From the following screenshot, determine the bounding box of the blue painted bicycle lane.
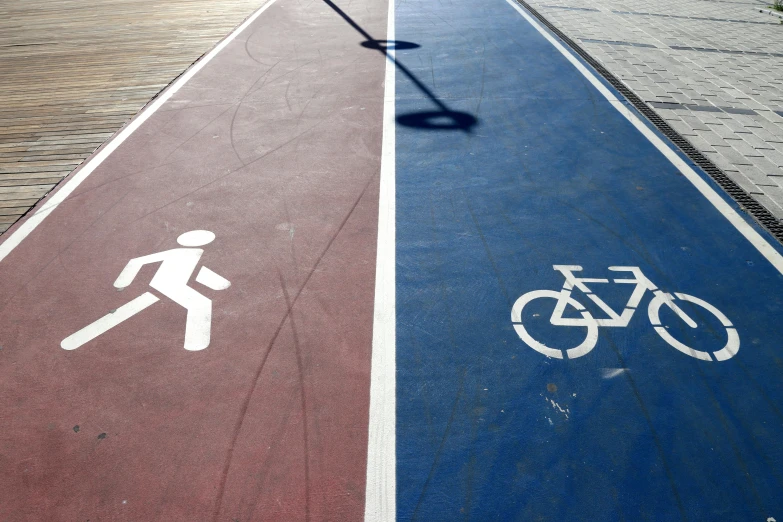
[392,0,783,519]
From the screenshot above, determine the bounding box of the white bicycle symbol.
[510,265,739,361]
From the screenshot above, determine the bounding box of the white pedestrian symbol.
[61,230,230,351]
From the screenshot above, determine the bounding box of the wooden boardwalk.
[0,0,267,233]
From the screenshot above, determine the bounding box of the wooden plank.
[0,215,27,225]
[0,0,267,235]
[0,198,50,208]
[0,207,29,217]
[0,185,54,196]
[0,176,66,187]
[0,165,79,174]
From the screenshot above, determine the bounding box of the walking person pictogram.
[61,230,230,351]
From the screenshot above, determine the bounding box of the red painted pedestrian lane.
[0,0,388,519]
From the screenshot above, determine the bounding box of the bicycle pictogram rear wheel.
[510,290,599,359]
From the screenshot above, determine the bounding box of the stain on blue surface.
[394,0,783,520]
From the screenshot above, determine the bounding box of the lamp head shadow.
[361,40,420,51]
[396,110,478,132]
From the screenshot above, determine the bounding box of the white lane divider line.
[505,0,783,277]
[0,0,281,264]
[364,0,396,518]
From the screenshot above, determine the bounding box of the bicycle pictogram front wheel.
[510,290,599,359]
[648,292,739,361]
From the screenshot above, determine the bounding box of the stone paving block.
[684,135,717,153]
[724,138,765,157]
[740,132,776,151]
[714,95,741,107]
[765,148,783,167]
[714,113,736,121]
[694,112,723,125]
[680,115,710,131]
[707,122,740,140]
[737,165,779,186]
[699,129,731,148]
[757,185,783,207]
[734,115,763,128]
[729,172,766,196]
[771,176,783,191]
[703,150,737,171]
[740,99,775,111]
[753,194,783,220]
[670,93,692,104]
[751,127,783,144]
[713,145,754,166]
[665,116,690,129]
[752,156,783,176]
[646,85,671,97]
[757,112,783,127]
[721,118,751,133]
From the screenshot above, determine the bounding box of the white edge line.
[505,0,783,276]
[364,0,396,518]
[0,0,280,264]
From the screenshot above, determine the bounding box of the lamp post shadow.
[322,0,478,132]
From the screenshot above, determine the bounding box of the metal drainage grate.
[513,0,783,244]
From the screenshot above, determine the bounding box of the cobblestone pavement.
[524,0,783,220]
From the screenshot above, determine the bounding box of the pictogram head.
[177,230,215,247]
